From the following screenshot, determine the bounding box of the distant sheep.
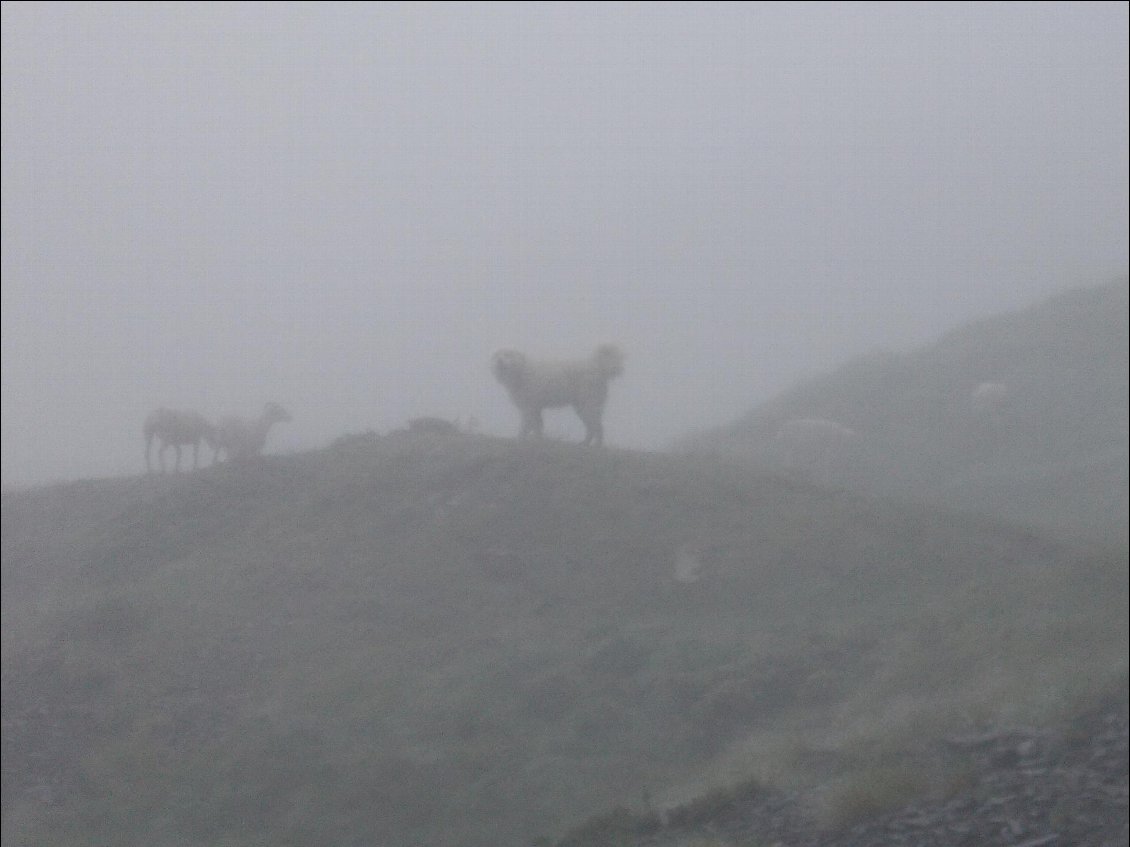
[774,416,859,487]
[144,408,216,474]
[492,344,625,446]
[968,381,1011,439]
[212,402,292,463]
[970,381,1009,415]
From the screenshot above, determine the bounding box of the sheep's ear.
[594,344,624,377]
[492,350,525,383]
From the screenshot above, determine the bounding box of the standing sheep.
[144,408,216,474]
[970,381,1010,419]
[967,380,1012,443]
[774,416,860,487]
[491,344,625,446]
[211,402,292,463]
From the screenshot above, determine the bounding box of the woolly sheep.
[211,402,292,463]
[491,344,625,446]
[774,416,859,487]
[971,381,1010,415]
[143,408,216,474]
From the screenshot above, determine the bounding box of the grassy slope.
[2,434,1127,846]
[679,280,1129,546]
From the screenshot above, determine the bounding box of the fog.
[2,1,1127,486]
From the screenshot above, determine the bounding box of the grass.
[3,434,1127,846]
[680,280,1129,548]
[817,766,928,829]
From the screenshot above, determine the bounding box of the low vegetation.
[3,429,1126,846]
[680,279,1129,546]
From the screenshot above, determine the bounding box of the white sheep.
[970,381,1010,415]
[774,416,860,487]
[967,380,1012,439]
[491,344,625,446]
[143,408,216,474]
[211,402,292,463]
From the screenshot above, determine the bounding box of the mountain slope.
[3,434,1127,846]
[678,280,1129,545]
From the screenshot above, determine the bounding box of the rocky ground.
[560,687,1128,847]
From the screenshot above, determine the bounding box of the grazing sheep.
[774,416,859,487]
[212,402,292,463]
[491,344,625,446]
[971,381,1010,416]
[144,408,216,474]
[968,381,1011,440]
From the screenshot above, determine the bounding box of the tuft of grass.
[552,805,661,847]
[3,434,1126,847]
[818,765,928,829]
[664,778,761,829]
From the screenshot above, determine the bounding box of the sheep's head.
[491,349,529,390]
[263,402,292,424]
[593,344,625,379]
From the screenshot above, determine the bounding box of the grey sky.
[2,1,1127,486]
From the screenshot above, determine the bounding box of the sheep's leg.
[174,444,183,473]
[576,403,605,446]
[192,441,200,470]
[145,435,153,474]
[520,409,544,439]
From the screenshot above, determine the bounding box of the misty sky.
[2,1,1127,486]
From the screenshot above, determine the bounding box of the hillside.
[679,280,1129,546]
[2,434,1127,847]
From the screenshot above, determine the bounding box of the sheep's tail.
[593,344,625,379]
